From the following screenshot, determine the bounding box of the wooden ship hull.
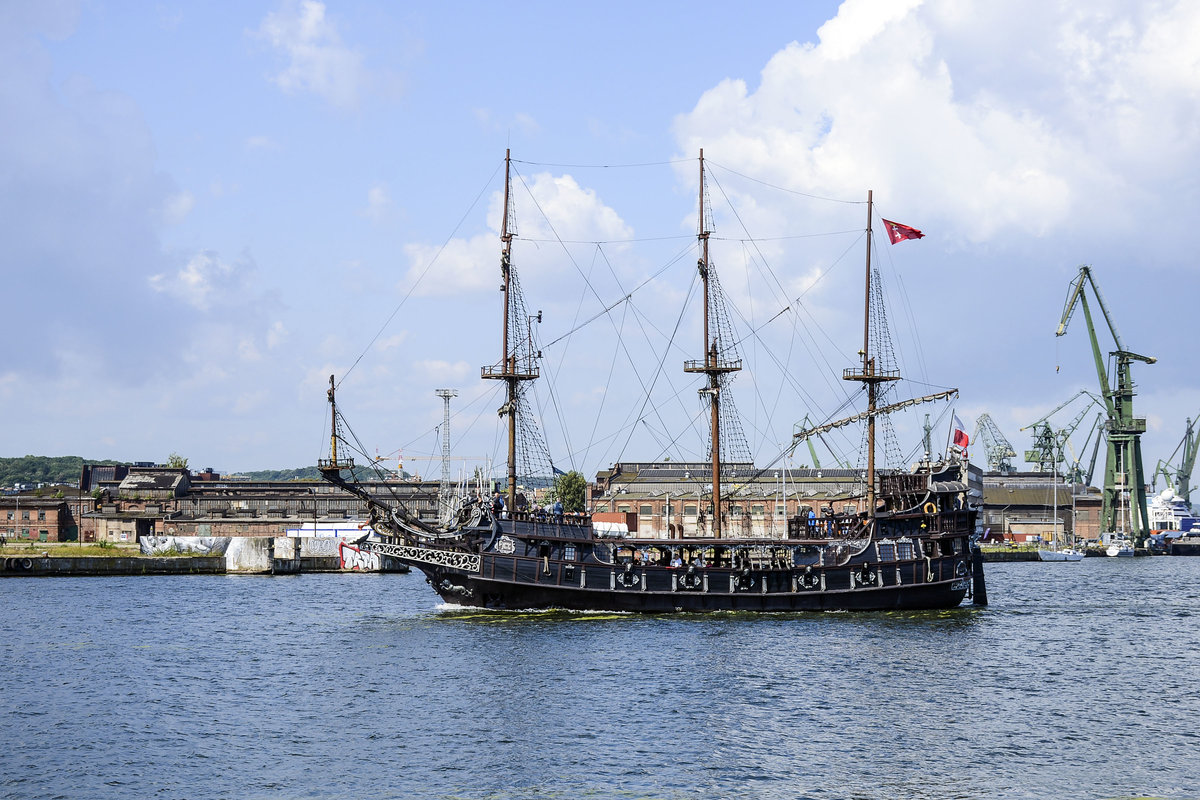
[359,465,984,613]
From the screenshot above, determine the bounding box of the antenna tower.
[436,388,458,522]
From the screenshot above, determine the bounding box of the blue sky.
[2,0,1198,487]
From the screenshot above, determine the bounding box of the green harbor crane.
[1056,265,1156,545]
[1021,389,1102,475]
[793,415,851,469]
[972,413,1017,473]
[1152,416,1199,504]
[1065,412,1106,486]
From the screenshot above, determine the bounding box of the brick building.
[1,496,71,543]
[980,471,1103,544]
[80,464,441,543]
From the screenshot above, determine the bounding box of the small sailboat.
[1104,484,1136,556]
[1105,539,1134,557]
[1038,464,1083,561]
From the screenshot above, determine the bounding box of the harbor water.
[2,559,1198,799]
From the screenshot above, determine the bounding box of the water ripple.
[1,564,1199,798]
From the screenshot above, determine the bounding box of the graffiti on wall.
[339,541,381,571]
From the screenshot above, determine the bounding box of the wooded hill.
[0,456,122,487]
[0,457,331,487]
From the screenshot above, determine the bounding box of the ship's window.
[751,504,765,517]
[639,505,652,517]
[563,545,576,562]
[878,542,896,561]
[897,541,914,560]
[684,505,697,516]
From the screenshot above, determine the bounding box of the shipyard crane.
[1152,416,1199,503]
[793,415,850,469]
[1064,412,1106,486]
[1021,390,1102,474]
[1056,265,1156,544]
[972,413,1018,473]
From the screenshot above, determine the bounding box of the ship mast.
[482,149,538,513]
[843,191,900,515]
[684,149,741,538]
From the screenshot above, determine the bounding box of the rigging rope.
[338,161,502,389]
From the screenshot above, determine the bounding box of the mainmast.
[684,149,740,538]
[482,149,538,513]
[843,191,900,515]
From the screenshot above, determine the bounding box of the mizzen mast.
[684,149,741,539]
[481,149,539,513]
[843,190,900,514]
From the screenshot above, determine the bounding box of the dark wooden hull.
[427,572,969,612]
[395,541,974,612]
[362,462,983,613]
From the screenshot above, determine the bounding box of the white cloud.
[363,182,390,222]
[672,0,1199,249]
[256,1,367,109]
[403,172,633,297]
[148,251,236,311]
[267,321,288,349]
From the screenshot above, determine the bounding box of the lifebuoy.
[923,502,938,514]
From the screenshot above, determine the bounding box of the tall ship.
[319,151,987,612]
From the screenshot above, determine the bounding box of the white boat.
[1038,547,1084,562]
[1105,538,1134,557]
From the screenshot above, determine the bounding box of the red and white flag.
[882,218,924,244]
[952,414,969,455]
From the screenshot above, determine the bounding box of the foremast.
[683,149,741,539]
[842,191,900,515]
[481,149,539,513]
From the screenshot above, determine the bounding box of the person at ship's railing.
[491,491,505,519]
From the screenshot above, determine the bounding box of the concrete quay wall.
[2,555,225,576]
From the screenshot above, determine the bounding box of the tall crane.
[1056,265,1156,544]
[972,413,1017,473]
[1021,389,1102,474]
[1064,412,1106,486]
[793,415,850,469]
[1152,416,1199,504]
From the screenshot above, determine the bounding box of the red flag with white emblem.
[882,218,924,244]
